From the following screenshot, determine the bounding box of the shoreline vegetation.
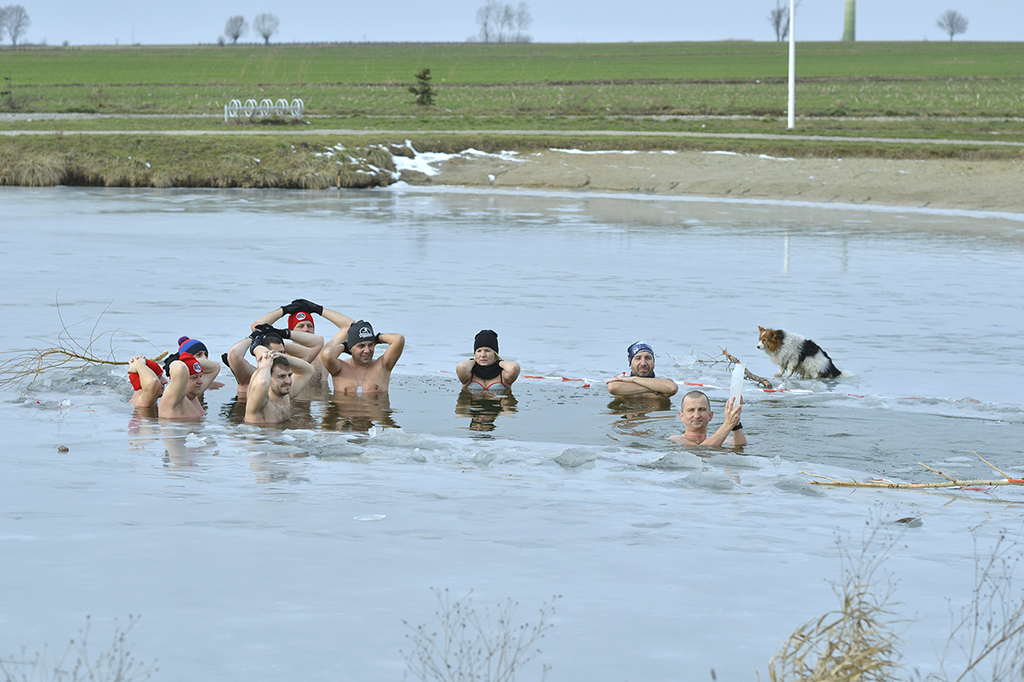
[1,41,1023,210]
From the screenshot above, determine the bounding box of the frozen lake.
[2,184,1023,681]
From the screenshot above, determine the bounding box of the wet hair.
[271,355,291,373]
[681,390,711,411]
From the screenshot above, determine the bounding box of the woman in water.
[455,329,520,393]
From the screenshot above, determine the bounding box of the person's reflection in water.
[607,395,674,439]
[160,423,216,468]
[129,409,216,466]
[455,388,519,434]
[220,395,247,426]
[219,394,317,429]
[322,393,398,435]
[127,408,161,450]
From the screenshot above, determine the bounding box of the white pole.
[787,0,796,129]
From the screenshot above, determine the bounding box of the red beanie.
[178,352,204,376]
[288,310,314,331]
[129,359,164,391]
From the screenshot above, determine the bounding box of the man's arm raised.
[251,306,286,332]
[197,356,221,394]
[226,336,256,386]
[158,360,189,417]
[319,306,355,333]
[285,330,324,364]
[128,356,162,407]
[377,333,405,372]
[288,355,315,395]
[245,352,274,421]
[700,396,743,447]
[320,325,351,377]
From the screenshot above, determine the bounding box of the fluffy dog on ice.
[756,326,843,380]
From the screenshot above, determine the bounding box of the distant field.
[1,41,1023,119]
[4,42,1024,84]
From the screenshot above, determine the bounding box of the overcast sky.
[16,0,1018,46]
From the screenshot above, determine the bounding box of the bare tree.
[252,13,279,45]
[767,0,788,41]
[475,0,501,43]
[513,2,532,42]
[936,9,968,41]
[497,3,514,42]
[224,15,247,44]
[3,4,30,46]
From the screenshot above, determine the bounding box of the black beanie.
[347,321,376,350]
[474,329,499,353]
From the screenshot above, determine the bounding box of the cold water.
[1,185,1023,682]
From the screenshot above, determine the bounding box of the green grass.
[3,42,1023,86]
[2,42,1022,120]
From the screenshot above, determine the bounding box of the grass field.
[2,41,1023,119]
[4,42,1024,84]
[1,41,1022,187]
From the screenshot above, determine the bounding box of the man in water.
[245,349,315,424]
[248,299,355,385]
[158,352,209,420]
[321,320,405,395]
[606,341,678,398]
[224,320,323,397]
[669,390,746,446]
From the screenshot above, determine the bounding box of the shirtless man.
[127,356,167,408]
[669,390,747,447]
[224,320,323,396]
[321,320,405,395]
[606,341,679,398]
[244,350,315,424]
[158,352,208,420]
[249,299,354,384]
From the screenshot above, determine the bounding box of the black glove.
[294,298,323,316]
[281,301,302,315]
[254,323,290,340]
[374,333,384,344]
[162,353,181,376]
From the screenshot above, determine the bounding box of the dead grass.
[766,524,903,682]
[0,615,156,682]
[403,589,558,682]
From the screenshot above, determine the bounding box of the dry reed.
[403,589,558,682]
[766,524,903,682]
[0,615,156,682]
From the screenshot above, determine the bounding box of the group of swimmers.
[127,299,746,446]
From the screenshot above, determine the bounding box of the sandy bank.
[407,149,1024,214]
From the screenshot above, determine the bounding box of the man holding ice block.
[669,390,746,447]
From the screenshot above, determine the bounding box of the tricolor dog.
[756,326,843,380]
